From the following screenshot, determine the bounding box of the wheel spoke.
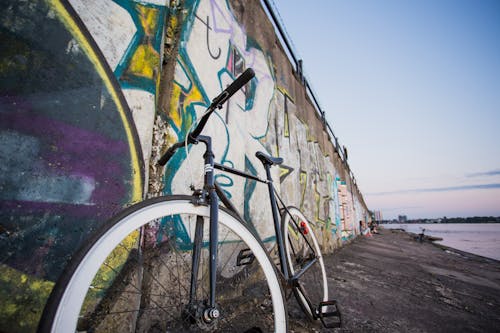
[282,207,328,320]
[41,198,287,332]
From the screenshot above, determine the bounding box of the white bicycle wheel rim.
[51,199,287,332]
[283,207,328,315]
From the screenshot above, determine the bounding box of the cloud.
[466,169,500,177]
[367,183,500,196]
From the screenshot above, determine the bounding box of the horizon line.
[367,183,500,196]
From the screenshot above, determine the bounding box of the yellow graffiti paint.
[277,86,293,138]
[299,171,307,210]
[49,0,142,202]
[128,44,159,79]
[80,231,140,315]
[314,183,325,224]
[168,59,204,136]
[184,83,203,108]
[125,5,160,80]
[167,14,178,40]
[137,4,159,34]
[287,224,301,241]
[284,110,290,138]
[277,86,294,104]
[304,123,315,142]
[0,264,54,332]
[279,165,292,180]
[169,83,183,127]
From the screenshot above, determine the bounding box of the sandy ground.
[287,227,500,332]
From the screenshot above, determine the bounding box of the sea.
[382,223,500,261]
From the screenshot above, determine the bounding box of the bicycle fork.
[186,135,220,326]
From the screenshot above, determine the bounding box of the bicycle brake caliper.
[191,189,207,206]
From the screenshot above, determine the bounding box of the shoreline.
[381,223,500,262]
[288,227,500,332]
[431,241,500,264]
[392,227,500,263]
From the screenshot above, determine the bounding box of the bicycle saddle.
[255,151,283,166]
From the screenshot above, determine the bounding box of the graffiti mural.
[0,0,146,331]
[159,0,362,249]
[69,0,168,186]
[161,0,279,242]
[273,88,348,249]
[0,0,370,330]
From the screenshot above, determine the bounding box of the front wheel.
[38,195,287,332]
[281,206,328,320]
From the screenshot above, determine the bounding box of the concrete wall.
[155,0,370,248]
[0,0,369,331]
[0,0,166,331]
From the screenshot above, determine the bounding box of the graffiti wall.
[0,0,166,331]
[0,0,369,331]
[159,0,367,248]
[160,0,280,241]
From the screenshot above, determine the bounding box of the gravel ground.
[287,227,500,332]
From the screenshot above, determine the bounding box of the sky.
[271,0,500,220]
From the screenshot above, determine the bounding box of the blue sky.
[271,0,500,219]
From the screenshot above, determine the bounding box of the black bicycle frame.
[214,159,321,287]
[189,136,323,322]
[189,135,295,313]
[192,135,219,310]
[213,161,290,280]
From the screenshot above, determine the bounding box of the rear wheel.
[38,195,287,332]
[281,206,328,320]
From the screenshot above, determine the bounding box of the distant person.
[418,228,426,243]
[360,220,372,237]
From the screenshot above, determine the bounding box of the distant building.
[398,215,407,223]
[374,210,383,222]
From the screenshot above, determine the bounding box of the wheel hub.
[182,301,220,331]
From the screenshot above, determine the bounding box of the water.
[382,223,500,261]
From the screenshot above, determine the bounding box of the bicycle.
[38,68,341,332]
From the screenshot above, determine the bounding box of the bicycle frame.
[213,152,320,288]
[189,134,320,322]
[213,155,290,281]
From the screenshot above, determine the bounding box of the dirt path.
[287,228,500,332]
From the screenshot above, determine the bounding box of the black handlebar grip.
[222,67,255,102]
[210,68,255,109]
[190,68,255,139]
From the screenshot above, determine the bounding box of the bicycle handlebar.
[158,68,255,166]
[189,68,255,139]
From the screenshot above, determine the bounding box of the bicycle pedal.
[317,300,342,328]
[236,248,255,266]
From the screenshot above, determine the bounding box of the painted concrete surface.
[0,0,370,331]
[0,0,161,330]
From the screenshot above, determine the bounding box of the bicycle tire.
[281,206,328,320]
[38,195,288,332]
